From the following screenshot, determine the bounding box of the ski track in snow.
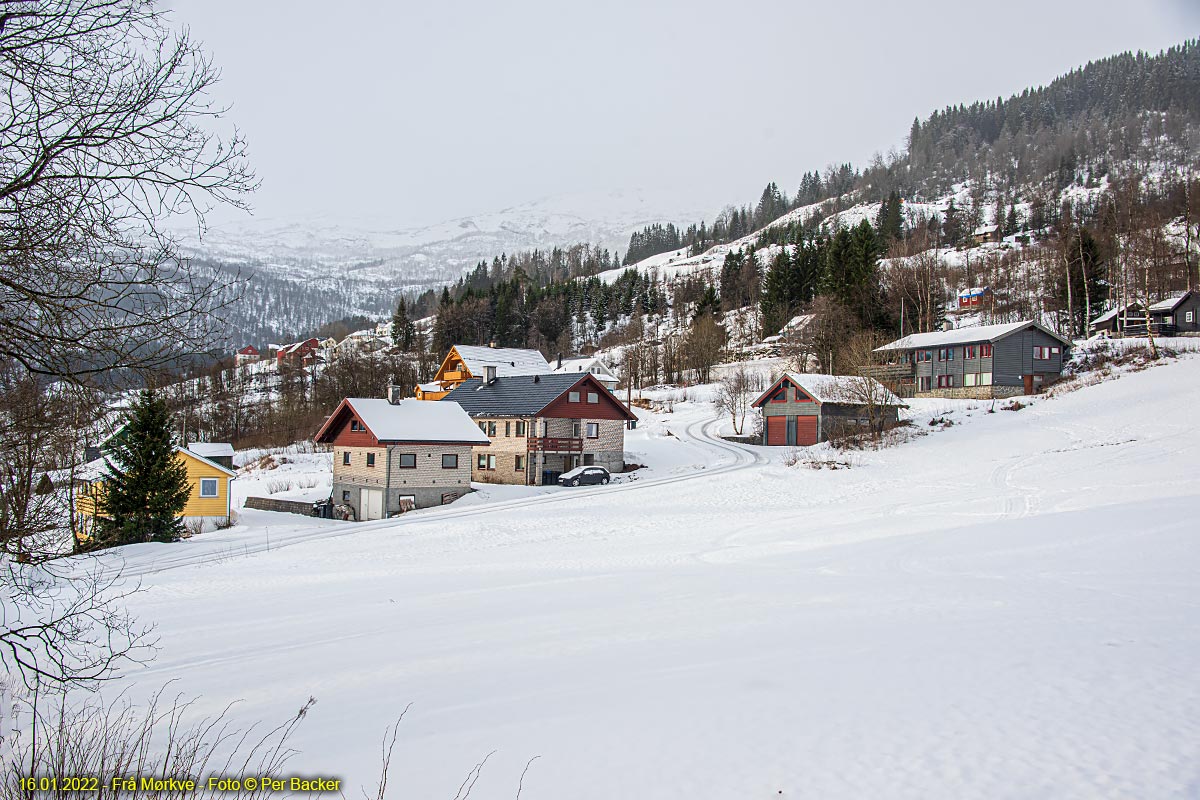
[58,359,1200,800]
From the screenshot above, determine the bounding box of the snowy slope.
[62,356,1200,798]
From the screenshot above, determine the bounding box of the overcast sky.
[169,0,1198,229]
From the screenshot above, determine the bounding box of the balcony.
[527,436,583,453]
[441,369,467,382]
[859,363,914,380]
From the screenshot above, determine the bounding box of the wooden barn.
[752,373,903,447]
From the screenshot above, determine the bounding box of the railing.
[527,436,584,453]
[859,363,914,380]
[1107,322,1178,338]
[441,370,467,381]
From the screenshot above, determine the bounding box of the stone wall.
[913,384,1024,400]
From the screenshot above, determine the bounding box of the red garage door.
[796,415,819,446]
[766,415,787,446]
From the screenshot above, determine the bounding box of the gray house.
[752,373,904,446]
[1148,291,1200,334]
[313,397,490,520]
[873,320,1072,399]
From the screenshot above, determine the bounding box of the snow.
[186,442,234,460]
[875,320,1067,351]
[451,345,551,377]
[43,355,1200,798]
[323,398,490,444]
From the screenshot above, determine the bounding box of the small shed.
[752,373,903,446]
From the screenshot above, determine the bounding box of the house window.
[936,374,954,388]
[569,391,581,402]
[515,420,527,436]
[487,454,496,470]
[1187,311,1195,323]
[586,422,599,438]
[441,454,458,469]
[398,453,416,468]
[770,384,789,402]
[477,454,487,470]
[350,419,361,431]
[981,344,993,358]
[980,372,993,386]
[583,453,595,466]
[794,388,811,402]
[398,494,416,509]
[1033,346,1059,360]
[1051,346,1060,356]
[342,490,351,502]
[587,392,599,403]
[916,350,932,363]
[342,451,351,466]
[938,348,955,361]
[572,420,582,437]
[964,373,978,387]
[199,478,218,498]
[505,421,511,437]
[487,421,497,437]
[366,452,376,467]
[964,345,977,359]
[918,376,932,391]
[514,454,525,471]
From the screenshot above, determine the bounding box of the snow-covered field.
[74,356,1200,798]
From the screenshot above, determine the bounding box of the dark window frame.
[441,453,458,469]
[398,453,417,469]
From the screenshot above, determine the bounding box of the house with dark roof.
[314,397,490,519]
[1148,291,1200,334]
[415,345,551,400]
[873,320,1071,399]
[442,370,636,486]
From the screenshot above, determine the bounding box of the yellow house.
[415,344,551,400]
[75,445,237,538]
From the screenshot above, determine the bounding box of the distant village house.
[416,344,551,400]
[753,373,903,446]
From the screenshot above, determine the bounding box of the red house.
[235,345,260,366]
[276,338,320,367]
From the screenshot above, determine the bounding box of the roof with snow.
[78,446,236,481]
[314,398,489,445]
[550,357,616,377]
[875,320,1070,351]
[957,287,991,298]
[187,442,235,460]
[1090,303,1144,326]
[1149,292,1192,312]
[754,373,903,407]
[443,374,635,420]
[451,345,551,377]
[973,225,998,236]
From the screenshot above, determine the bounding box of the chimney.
[943,320,955,332]
[484,365,497,385]
[387,385,403,404]
[557,353,562,369]
[533,374,540,383]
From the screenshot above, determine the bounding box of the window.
[199,478,218,498]
[770,383,789,402]
[795,388,811,402]
[587,392,599,403]
[441,454,458,469]
[916,350,932,363]
[938,347,955,361]
[487,454,496,470]
[505,421,511,437]
[981,344,993,358]
[964,345,977,359]
[918,376,932,391]
[366,452,376,467]
[477,454,487,470]
[514,455,525,471]
[583,454,595,466]
[398,494,416,509]
[979,372,993,386]
[1187,311,1195,323]
[487,421,497,437]
[398,453,416,468]
[515,420,527,436]
[342,490,351,502]
[1033,346,1059,360]
[350,419,361,431]
[572,420,582,437]
[569,391,581,402]
[964,373,978,387]
[478,422,486,433]
[586,422,599,438]
[936,374,954,388]
[342,451,351,466]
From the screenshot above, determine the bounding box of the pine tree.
[391,297,416,350]
[97,389,191,546]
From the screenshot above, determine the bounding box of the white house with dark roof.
[874,320,1071,398]
[550,356,620,391]
[314,397,489,519]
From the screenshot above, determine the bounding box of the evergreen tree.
[943,199,963,246]
[391,297,416,350]
[97,389,191,547]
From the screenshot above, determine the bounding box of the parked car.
[558,465,611,487]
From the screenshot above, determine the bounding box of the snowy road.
[83,360,1200,798]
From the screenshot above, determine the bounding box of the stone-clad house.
[314,397,489,520]
[872,320,1071,399]
[442,370,636,486]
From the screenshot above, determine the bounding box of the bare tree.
[0,0,254,695]
[714,364,766,435]
[683,315,726,384]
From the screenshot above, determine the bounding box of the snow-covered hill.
[66,351,1200,798]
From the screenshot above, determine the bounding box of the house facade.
[75,445,237,537]
[442,372,636,486]
[1148,291,1200,334]
[873,320,1071,399]
[235,345,260,366]
[957,287,992,309]
[277,338,320,368]
[314,397,489,519]
[752,373,903,446]
[416,345,551,400]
